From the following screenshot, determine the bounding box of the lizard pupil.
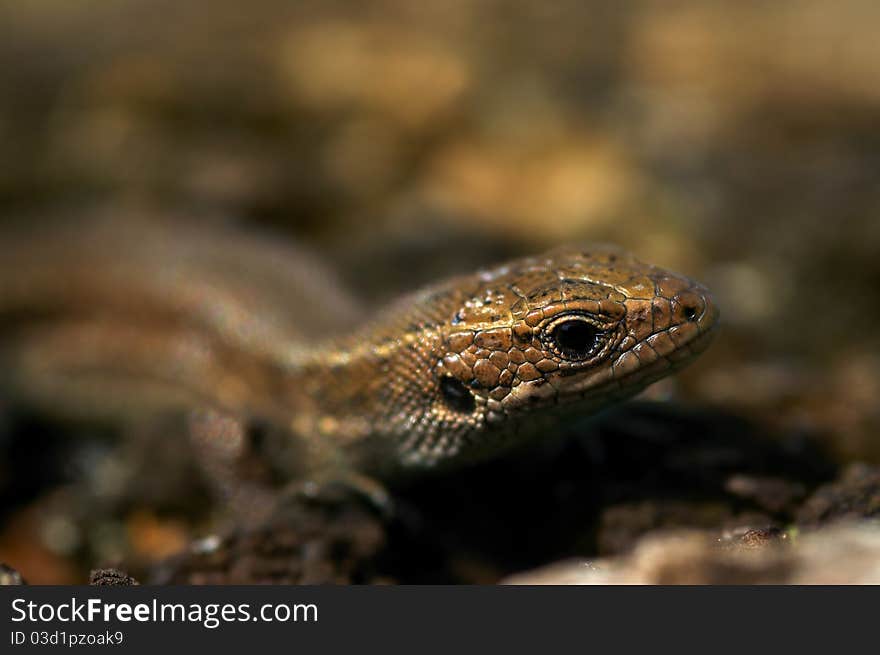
[440,376,476,413]
[552,320,600,358]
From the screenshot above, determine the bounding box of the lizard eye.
[439,375,475,413]
[545,316,603,360]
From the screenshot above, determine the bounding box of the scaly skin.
[292,244,719,474]
[0,218,719,481]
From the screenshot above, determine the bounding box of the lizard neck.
[277,322,444,475]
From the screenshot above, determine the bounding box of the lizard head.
[383,245,719,469]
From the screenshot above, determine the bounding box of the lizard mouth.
[609,320,718,393]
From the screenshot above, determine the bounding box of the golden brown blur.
[1,0,878,584]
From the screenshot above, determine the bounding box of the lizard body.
[0,215,719,481]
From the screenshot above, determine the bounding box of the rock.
[503,523,880,584]
[0,562,25,585]
[89,568,139,585]
[797,463,880,526]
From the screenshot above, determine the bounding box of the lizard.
[0,214,719,514]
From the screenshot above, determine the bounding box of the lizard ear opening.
[439,376,476,413]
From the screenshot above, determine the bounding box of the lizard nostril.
[677,291,704,323]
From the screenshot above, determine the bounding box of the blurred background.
[0,0,878,582]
